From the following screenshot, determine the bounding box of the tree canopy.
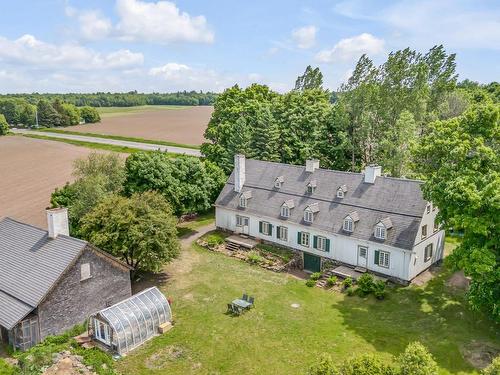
[294,65,324,91]
[412,104,500,320]
[79,191,180,273]
[0,114,9,135]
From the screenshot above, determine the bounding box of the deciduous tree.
[0,114,9,135]
[295,65,324,91]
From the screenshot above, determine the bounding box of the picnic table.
[232,299,252,309]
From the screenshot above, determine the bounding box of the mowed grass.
[117,240,499,375]
[177,210,215,237]
[96,105,190,118]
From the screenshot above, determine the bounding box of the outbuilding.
[88,287,172,355]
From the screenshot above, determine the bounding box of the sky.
[0,0,498,93]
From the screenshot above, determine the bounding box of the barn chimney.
[364,165,382,184]
[234,154,246,193]
[305,159,320,173]
[46,208,69,239]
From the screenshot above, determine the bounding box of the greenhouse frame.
[88,287,172,355]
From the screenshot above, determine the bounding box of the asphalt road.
[12,129,202,157]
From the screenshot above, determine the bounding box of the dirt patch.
[446,270,470,290]
[460,341,500,369]
[43,351,97,375]
[145,345,187,369]
[0,136,118,227]
[67,106,213,145]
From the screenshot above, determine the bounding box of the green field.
[116,237,499,375]
[96,105,190,118]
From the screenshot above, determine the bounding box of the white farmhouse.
[215,155,445,283]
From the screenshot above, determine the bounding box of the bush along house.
[0,208,132,351]
[215,155,445,284]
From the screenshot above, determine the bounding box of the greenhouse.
[88,287,172,355]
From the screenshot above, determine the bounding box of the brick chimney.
[234,154,246,193]
[46,208,69,239]
[364,165,382,184]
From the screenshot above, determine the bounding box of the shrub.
[346,286,356,296]
[338,354,395,375]
[310,272,322,281]
[0,358,17,375]
[342,277,353,289]
[308,353,336,375]
[357,273,375,295]
[398,341,438,375]
[373,280,387,300]
[0,114,9,136]
[482,356,500,375]
[326,276,338,287]
[306,279,316,287]
[247,251,265,264]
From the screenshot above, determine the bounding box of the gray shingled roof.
[215,159,426,250]
[0,218,87,329]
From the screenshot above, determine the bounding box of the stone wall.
[37,246,131,340]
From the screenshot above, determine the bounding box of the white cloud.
[333,0,500,50]
[291,26,317,49]
[0,34,143,70]
[115,0,214,44]
[66,6,112,40]
[316,33,385,63]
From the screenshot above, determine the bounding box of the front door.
[303,253,321,273]
[236,215,249,235]
[94,319,111,345]
[357,246,368,267]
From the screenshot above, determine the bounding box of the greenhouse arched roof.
[92,287,171,354]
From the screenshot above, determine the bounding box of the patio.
[330,265,388,282]
[225,235,258,250]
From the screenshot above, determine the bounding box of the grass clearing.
[177,210,215,238]
[117,239,499,375]
[36,128,201,150]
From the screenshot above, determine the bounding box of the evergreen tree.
[37,99,61,127]
[0,114,9,135]
[295,65,324,91]
[225,116,252,168]
[250,104,280,161]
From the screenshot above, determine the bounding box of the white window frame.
[433,221,439,232]
[275,180,282,189]
[375,225,386,240]
[337,190,344,198]
[343,218,353,232]
[81,263,91,281]
[304,210,313,223]
[307,185,315,194]
[239,196,247,208]
[281,205,290,218]
[278,226,288,242]
[421,224,427,239]
[316,236,327,251]
[426,204,431,214]
[424,243,433,262]
[379,251,390,268]
[300,232,310,247]
[261,221,271,236]
[236,215,249,227]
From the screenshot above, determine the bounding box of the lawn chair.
[248,296,255,307]
[242,293,248,301]
[233,305,243,316]
[227,303,235,314]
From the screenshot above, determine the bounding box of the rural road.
[12,129,202,157]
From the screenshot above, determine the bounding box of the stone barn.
[0,208,132,350]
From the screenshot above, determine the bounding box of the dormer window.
[281,199,294,218]
[374,218,392,240]
[304,203,319,223]
[239,191,252,208]
[337,185,347,198]
[274,176,284,189]
[343,211,359,232]
[343,218,353,232]
[307,180,317,194]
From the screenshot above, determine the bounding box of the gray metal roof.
[0,217,87,329]
[215,159,426,250]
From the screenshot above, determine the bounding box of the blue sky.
[0,0,498,93]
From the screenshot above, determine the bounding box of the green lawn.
[116,239,499,375]
[96,105,190,118]
[36,128,201,150]
[176,210,215,238]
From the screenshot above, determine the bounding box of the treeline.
[202,45,498,177]
[0,98,100,127]
[1,90,217,107]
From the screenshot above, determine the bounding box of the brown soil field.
[68,106,213,145]
[0,136,112,228]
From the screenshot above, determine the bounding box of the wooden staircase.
[225,241,240,252]
[316,268,335,288]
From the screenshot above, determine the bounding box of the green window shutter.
[276,226,281,240]
[269,224,273,236]
[259,221,263,234]
[313,235,318,249]
[325,239,330,252]
[374,250,380,265]
[297,232,302,245]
